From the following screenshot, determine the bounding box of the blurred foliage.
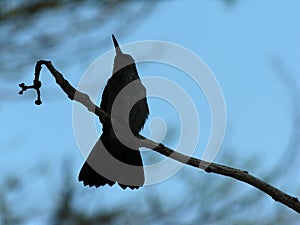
[1,154,299,225]
[0,0,157,81]
[0,0,238,82]
[0,175,22,225]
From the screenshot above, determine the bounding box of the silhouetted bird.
[78,35,149,190]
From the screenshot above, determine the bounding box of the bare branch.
[19,60,300,214]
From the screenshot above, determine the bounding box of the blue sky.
[1,0,300,223]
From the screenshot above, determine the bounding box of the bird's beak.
[112,34,122,55]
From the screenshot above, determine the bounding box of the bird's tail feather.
[78,134,144,190]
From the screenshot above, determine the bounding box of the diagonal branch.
[19,60,300,214]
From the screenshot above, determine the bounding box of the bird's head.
[112,34,136,73]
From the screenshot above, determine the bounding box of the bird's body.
[78,35,149,190]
